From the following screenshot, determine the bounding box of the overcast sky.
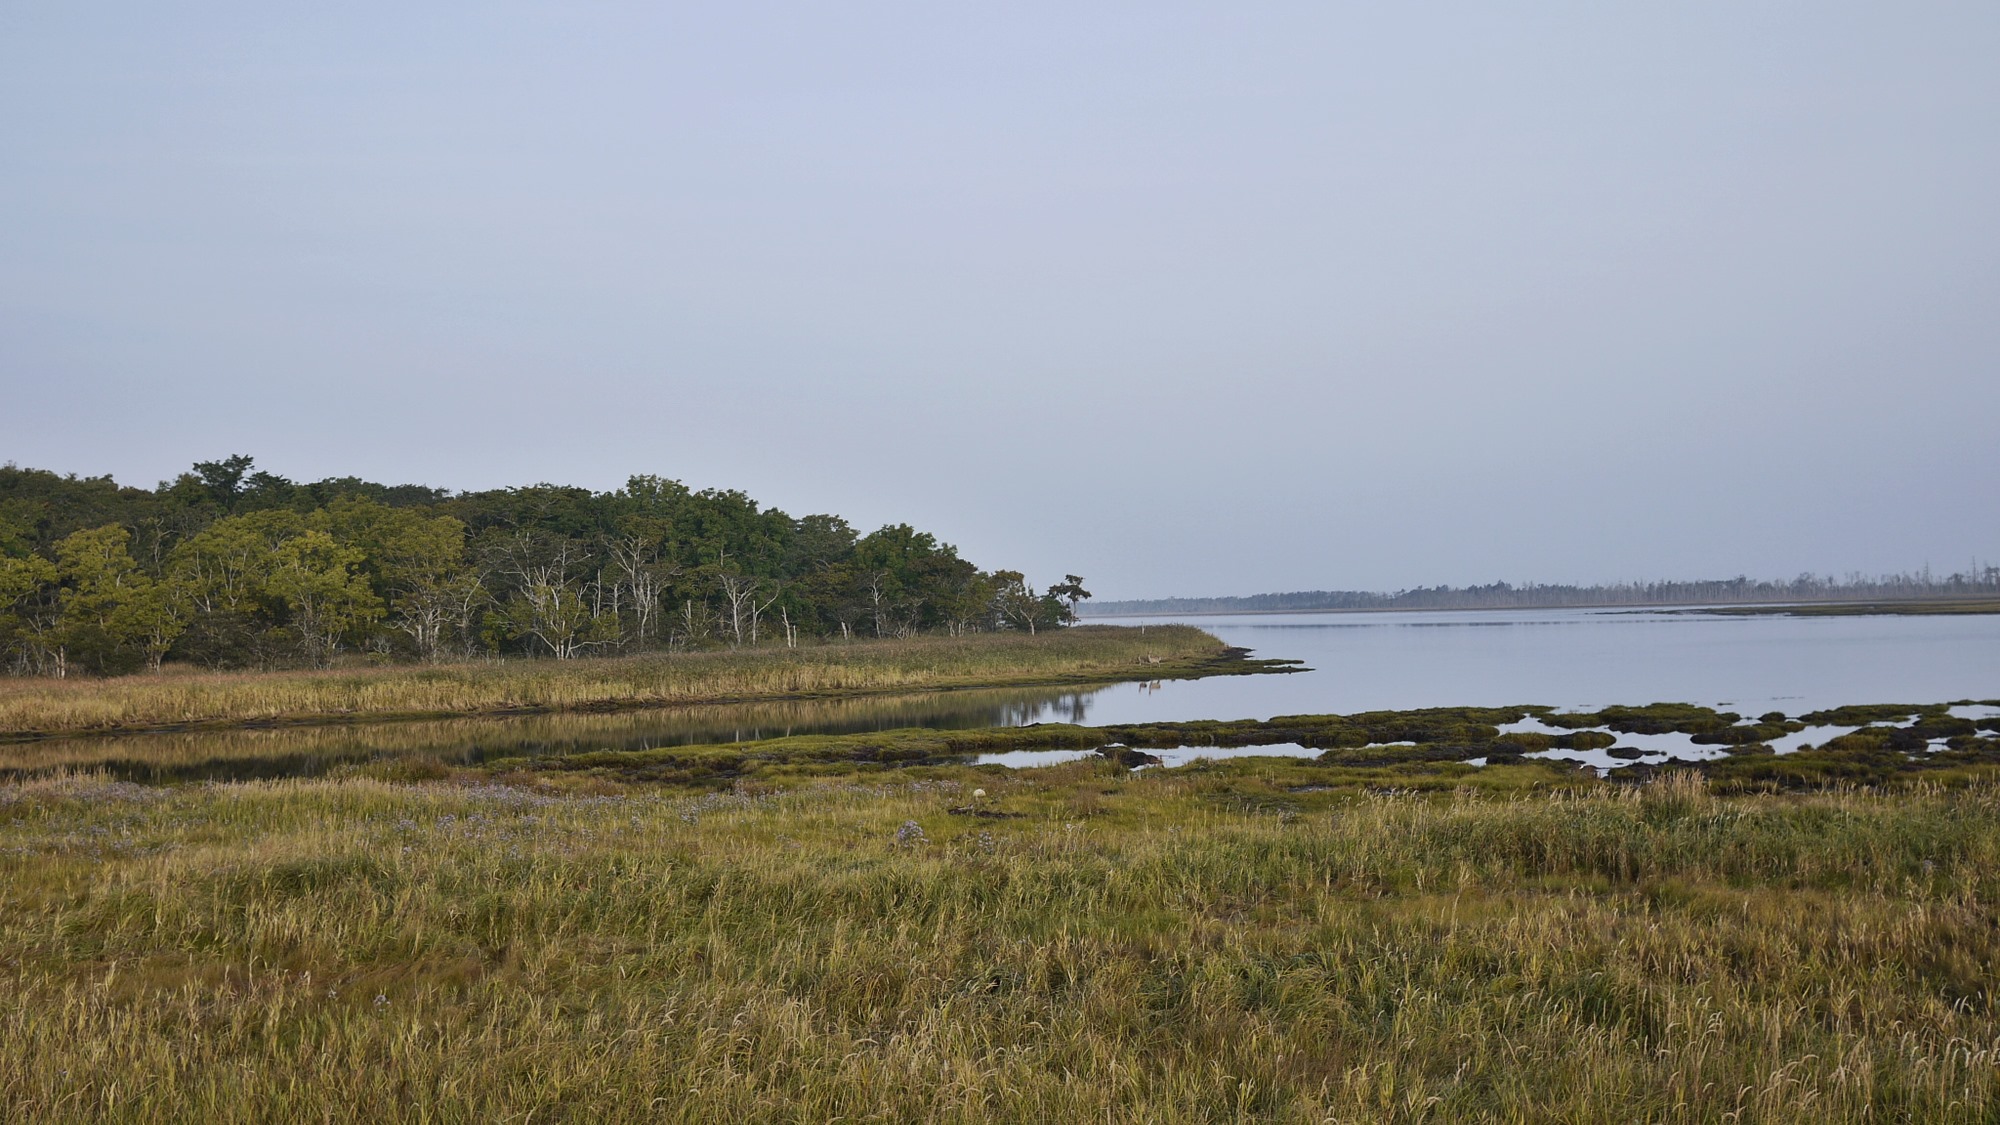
[3,3,1996,598]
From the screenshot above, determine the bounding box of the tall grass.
[0,683,1111,783]
[0,626,1225,739]
[1,765,1995,1121]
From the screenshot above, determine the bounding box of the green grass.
[2,765,1996,1122]
[0,625,1269,740]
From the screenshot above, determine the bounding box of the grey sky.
[3,3,1996,598]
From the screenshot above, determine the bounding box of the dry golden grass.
[0,683,1108,782]
[0,625,1225,738]
[1,764,1994,1122]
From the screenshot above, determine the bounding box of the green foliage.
[990,569,1067,634]
[0,551,54,608]
[0,458,1083,675]
[191,453,256,510]
[0,551,58,675]
[319,498,480,662]
[52,525,156,676]
[262,529,383,667]
[1047,574,1092,623]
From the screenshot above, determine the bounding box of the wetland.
[6,609,1999,1122]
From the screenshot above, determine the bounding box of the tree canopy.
[0,459,1088,675]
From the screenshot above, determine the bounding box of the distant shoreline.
[1678,600,2000,618]
[1082,597,2000,620]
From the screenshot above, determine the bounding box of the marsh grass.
[0,684,1120,784]
[480,706,2000,792]
[0,625,1235,739]
[1,764,1996,1122]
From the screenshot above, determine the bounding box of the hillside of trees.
[1087,571,2000,617]
[0,458,1091,677]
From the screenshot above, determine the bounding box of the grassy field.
[0,684,1110,783]
[0,626,1257,740]
[2,761,1995,1122]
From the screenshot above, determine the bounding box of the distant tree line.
[0,458,1092,676]
[1087,570,2000,617]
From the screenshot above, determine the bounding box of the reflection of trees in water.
[995,690,1094,727]
[989,680,1147,730]
[661,684,1103,743]
[5,683,1120,782]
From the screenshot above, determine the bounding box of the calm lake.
[12,608,1998,781]
[1070,607,2000,722]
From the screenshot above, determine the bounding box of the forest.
[1091,568,2000,616]
[0,458,1089,676]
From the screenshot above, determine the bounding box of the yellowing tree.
[52,525,156,676]
[263,529,382,668]
[318,498,482,662]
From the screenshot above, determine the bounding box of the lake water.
[962,608,2000,772]
[10,608,1996,780]
[1067,607,2000,723]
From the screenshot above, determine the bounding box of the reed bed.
[0,683,1108,783]
[1,766,1995,1121]
[0,626,1224,738]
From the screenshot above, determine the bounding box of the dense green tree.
[119,577,191,674]
[0,465,155,551]
[319,498,481,661]
[1048,575,1092,625]
[990,570,1040,634]
[191,454,256,512]
[850,524,980,637]
[0,457,1083,675]
[0,536,59,675]
[52,525,154,675]
[990,571,1067,634]
[0,554,52,615]
[0,512,34,558]
[170,512,291,617]
[263,529,383,667]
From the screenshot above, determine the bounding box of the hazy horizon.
[6,3,1998,599]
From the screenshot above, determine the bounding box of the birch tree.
[492,534,611,659]
[607,534,676,649]
[375,512,483,661]
[713,555,781,647]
